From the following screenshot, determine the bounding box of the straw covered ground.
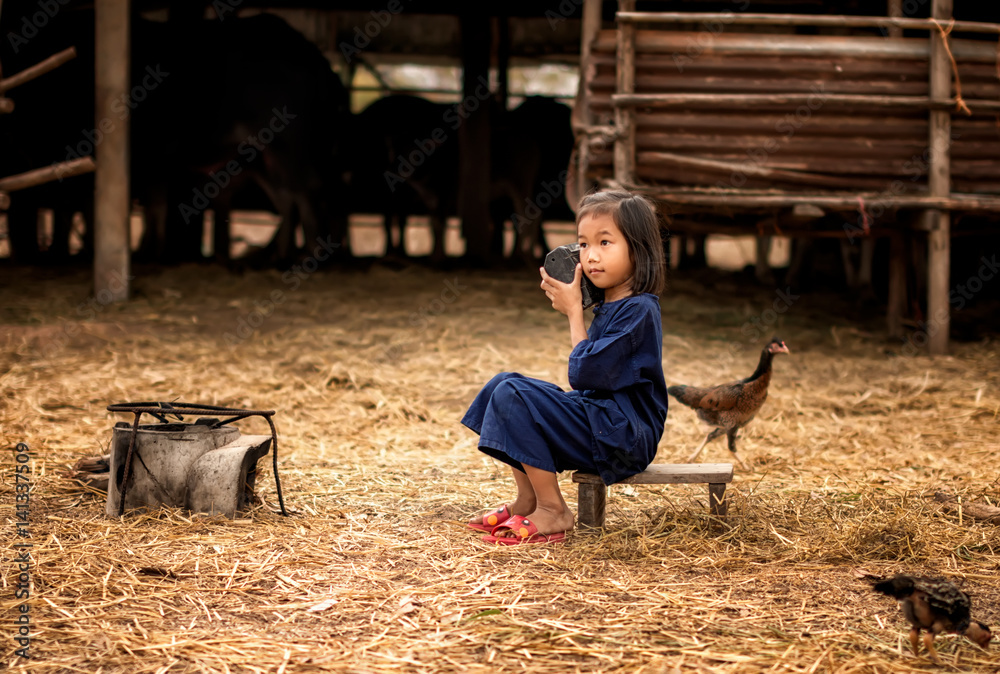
[2,250,1000,673]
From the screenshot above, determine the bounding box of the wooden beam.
[613,0,636,187]
[611,93,1000,114]
[0,47,77,93]
[593,30,997,62]
[886,0,903,39]
[670,220,898,239]
[570,0,604,206]
[628,188,1000,212]
[0,192,9,210]
[614,11,1000,35]
[637,151,881,191]
[926,0,952,355]
[458,12,492,264]
[95,0,130,303]
[0,98,12,114]
[0,157,96,192]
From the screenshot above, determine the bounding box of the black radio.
[543,244,604,309]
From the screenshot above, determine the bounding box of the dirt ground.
[1,226,999,673]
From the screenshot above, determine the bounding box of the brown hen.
[667,337,789,470]
[872,574,991,664]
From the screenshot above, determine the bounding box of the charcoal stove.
[105,402,288,518]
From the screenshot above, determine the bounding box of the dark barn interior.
[2,0,1000,351]
[4,4,1000,672]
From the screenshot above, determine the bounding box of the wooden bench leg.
[708,483,727,518]
[577,482,607,528]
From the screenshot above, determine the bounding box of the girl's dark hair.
[575,190,665,296]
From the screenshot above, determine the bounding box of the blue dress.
[461,293,668,485]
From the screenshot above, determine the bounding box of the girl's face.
[578,212,634,302]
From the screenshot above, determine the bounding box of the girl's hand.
[539,264,583,317]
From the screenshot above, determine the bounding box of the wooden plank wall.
[585,30,1000,195]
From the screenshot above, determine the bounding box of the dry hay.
[1,259,999,673]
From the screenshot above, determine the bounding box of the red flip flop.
[467,505,512,533]
[482,515,566,546]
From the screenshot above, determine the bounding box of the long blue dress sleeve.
[462,293,669,485]
[568,301,653,392]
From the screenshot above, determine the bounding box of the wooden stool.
[571,463,734,528]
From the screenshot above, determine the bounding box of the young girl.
[461,190,668,545]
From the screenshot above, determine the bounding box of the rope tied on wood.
[930,17,972,116]
[856,196,871,236]
[995,39,1000,128]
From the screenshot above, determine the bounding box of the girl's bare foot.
[468,496,536,529]
[493,503,574,539]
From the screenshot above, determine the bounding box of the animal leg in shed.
[909,628,921,658]
[726,428,750,470]
[921,631,942,664]
[755,234,776,285]
[429,213,447,263]
[686,427,724,463]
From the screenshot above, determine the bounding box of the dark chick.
[667,337,789,470]
[872,574,992,664]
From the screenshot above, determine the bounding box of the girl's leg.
[495,464,574,537]
[468,466,537,528]
[509,467,537,515]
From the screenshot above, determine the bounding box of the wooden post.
[755,233,774,284]
[925,0,952,355]
[887,229,907,338]
[458,12,492,265]
[887,0,910,341]
[613,0,636,187]
[708,483,727,518]
[577,483,607,528]
[493,16,509,111]
[886,0,903,38]
[572,0,604,205]
[94,0,130,302]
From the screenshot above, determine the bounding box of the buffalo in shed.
[1,10,350,267]
[0,5,96,263]
[131,13,352,266]
[349,94,574,265]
